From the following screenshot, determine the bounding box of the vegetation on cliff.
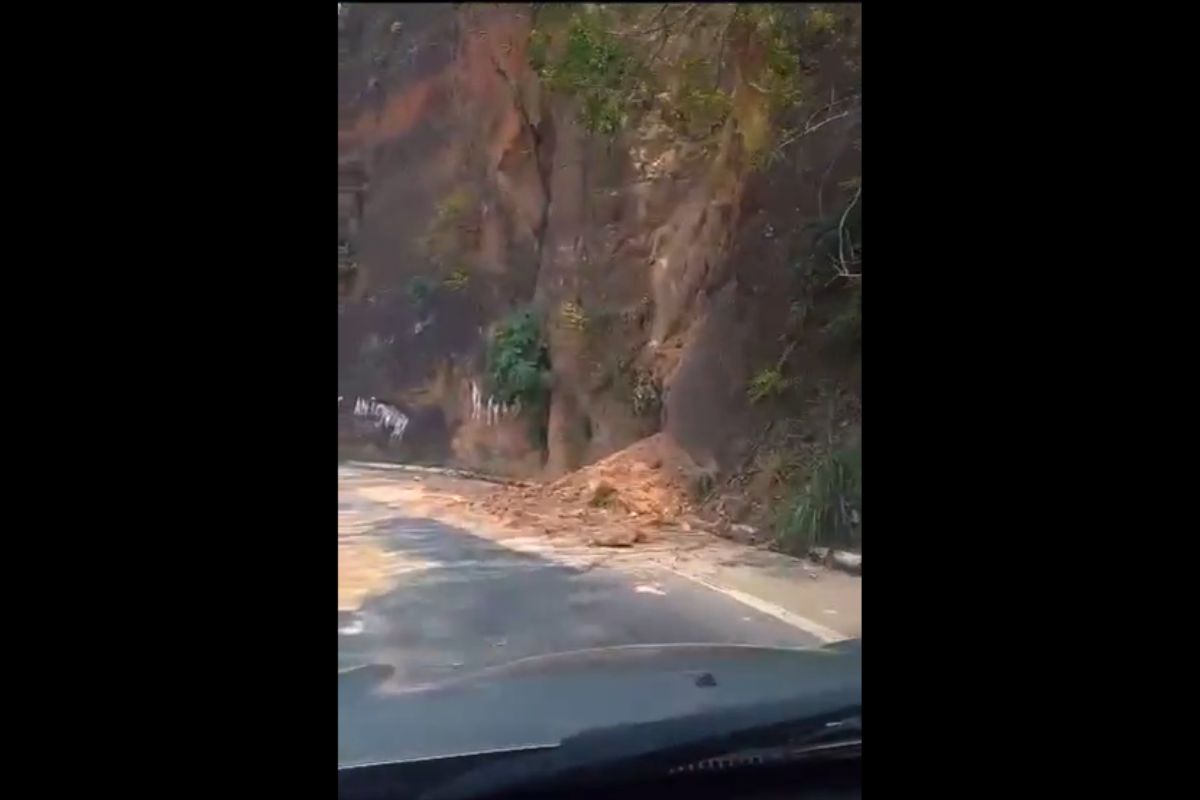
[486,309,551,408]
[775,438,861,553]
[338,3,862,554]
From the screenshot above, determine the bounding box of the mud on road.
[338,465,861,642]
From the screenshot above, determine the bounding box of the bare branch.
[774,105,859,153]
[636,4,669,35]
[837,184,861,268]
[775,339,799,371]
[629,2,702,73]
[827,184,863,285]
[817,135,853,218]
[642,3,698,37]
[713,4,738,90]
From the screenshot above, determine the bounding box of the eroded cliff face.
[338,3,861,486]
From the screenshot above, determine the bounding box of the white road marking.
[338,473,853,644]
[661,566,848,644]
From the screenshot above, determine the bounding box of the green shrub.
[579,92,624,135]
[418,187,477,264]
[775,442,861,554]
[559,300,588,331]
[527,28,551,72]
[534,11,635,135]
[747,367,792,404]
[805,7,838,35]
[661,55,733,140]
[676,86,732,138]
[631,370,662,416]
[435,188,475,221]
[542,12,629,92]
[487,309,551,406]
[443,268,470,292]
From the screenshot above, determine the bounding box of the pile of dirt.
[339,4,862,526]
[546,434,699,516]
[474,433,710,547]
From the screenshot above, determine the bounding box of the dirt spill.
[473,434,713,547]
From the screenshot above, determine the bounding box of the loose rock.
[589,528,640,547]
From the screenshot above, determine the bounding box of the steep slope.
[338,3,861,552]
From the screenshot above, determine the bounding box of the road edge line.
[660,565,849,644]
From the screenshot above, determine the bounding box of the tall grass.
[775,441,861,555]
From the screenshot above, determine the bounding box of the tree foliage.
[487,309,551,406]
[534,9,635,134]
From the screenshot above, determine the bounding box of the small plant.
[487,308,551,407]
[666,85,732,141]
[682,86,732,133]
[435,187,475,222]
[559,300,588,331]
[775,442,861,554]
[665,56,733,140]
[747,367,793,404]
[579,92,624,135]
[443,268,470,292]
[630,370,662,416]
[527,28,551,72]
[418,187,478,264]
[540,11,629,92]
[805,7,837,35]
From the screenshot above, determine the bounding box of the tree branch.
[636,4,669,35]
[713,5,738,90]
[633,4,692,38]
[815,126,858,218]
[775,339,798,371]
[829,184,862,284]
[632,3,701,72]
[774,104,860,153]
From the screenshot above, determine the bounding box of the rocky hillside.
[338,3,861,553]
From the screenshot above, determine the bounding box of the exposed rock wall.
[338,3,861,481]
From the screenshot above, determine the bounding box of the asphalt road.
[338,496,821,690]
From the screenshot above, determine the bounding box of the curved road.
[338,468,822,690]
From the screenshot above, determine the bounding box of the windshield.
[338,1,861,772]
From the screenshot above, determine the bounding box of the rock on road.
[337,467,825,690]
